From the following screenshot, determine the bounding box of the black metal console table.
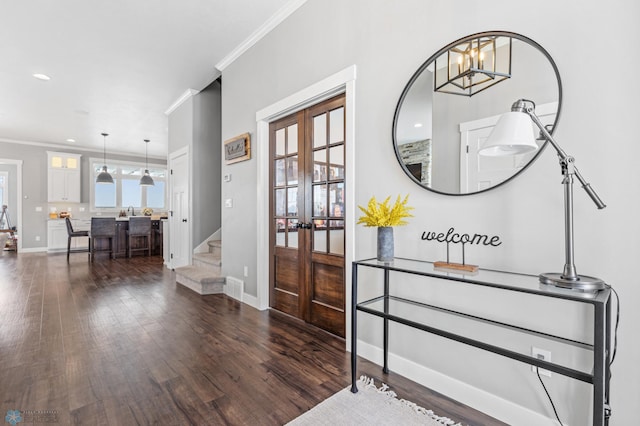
[350,257,611,425]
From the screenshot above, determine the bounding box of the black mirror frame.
[392,30,563,196]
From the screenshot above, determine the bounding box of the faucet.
[127,206,135,216]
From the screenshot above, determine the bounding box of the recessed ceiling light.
[414,123,423,128]
[66,139,76,143]
[32,73,51,81]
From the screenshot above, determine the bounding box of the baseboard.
[241,292,260,310]
[19,247,48,253]
[356,340,558,426]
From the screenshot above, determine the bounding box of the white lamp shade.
[480,111,539,156]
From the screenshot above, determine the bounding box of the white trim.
[0,138,166,160]
[216,0,308,71]
[0,158,23,252]
[255,65,357,351]
[165,89,200,116]
[19,247,48,253]
[356,340,560,426]
[242,291,260,309]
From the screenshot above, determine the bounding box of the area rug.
[286,376,462,425]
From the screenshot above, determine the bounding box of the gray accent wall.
[167,79,222,249]
[218,0,639,424]
[193,80,222,246]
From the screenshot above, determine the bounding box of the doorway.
[269,94,346,337]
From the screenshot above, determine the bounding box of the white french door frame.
[255,65,357,347]
[0,159,22,252]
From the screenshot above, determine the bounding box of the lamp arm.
[514,99,606,210]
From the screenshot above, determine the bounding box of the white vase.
[377,226,394,262]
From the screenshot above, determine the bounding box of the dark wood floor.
[0,251,506,425]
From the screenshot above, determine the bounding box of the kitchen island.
[90,217,164,257]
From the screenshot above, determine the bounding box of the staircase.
[175,240,225,295]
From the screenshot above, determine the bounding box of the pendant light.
[96,133,114,184]
[139,139,155,186]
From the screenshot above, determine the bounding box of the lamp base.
[539,272,606,292]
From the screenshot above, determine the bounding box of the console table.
[350,257,611,425]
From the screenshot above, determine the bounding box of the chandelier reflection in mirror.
[434,35,512,97]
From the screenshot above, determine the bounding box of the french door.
[269,94,346,337]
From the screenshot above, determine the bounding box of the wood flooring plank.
[0,252,506,426]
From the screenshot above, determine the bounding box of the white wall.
[220,0,639,424]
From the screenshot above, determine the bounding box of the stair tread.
[193,252,221,265]
[175,265,224,284]
[207,239,222,248]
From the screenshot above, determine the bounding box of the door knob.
[182,219,187,223]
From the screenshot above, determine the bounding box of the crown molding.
[164,88,200,116]
[0,137,166,161]
[215,0,307,72]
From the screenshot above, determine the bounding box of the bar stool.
[65,217,89,262]
[127,216,151,257]
[90,217,116,261]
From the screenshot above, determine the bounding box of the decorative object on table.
[142,207,153,216]
[224,132,251,164]
[139,139,155,186]
[421,226,503,273]
[96,133,114,184]
[118,210,127,217]
[357,194,413,262]
[480,98,606,291]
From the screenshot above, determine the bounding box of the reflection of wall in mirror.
[397,139,432,186]
[430,38,559,193]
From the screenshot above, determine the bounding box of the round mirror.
[393,31,562,195]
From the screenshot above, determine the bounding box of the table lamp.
[480,99,606,291]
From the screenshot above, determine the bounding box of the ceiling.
[0,0,298,159]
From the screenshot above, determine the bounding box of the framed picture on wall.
[224,132,251,164]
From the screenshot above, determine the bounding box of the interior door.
[169,149,190,269]
[270,94,346,337]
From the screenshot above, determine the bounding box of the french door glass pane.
[329,146,344,180]
[329,224,345,255]
[287,124,298,154]
[275,129,286,156]
[313,149,327,182]
[286,156,298,185]
[287,187,298,216]
[329,107,344,144]
[313,184,327,216]
[274,159,286,186]
[313,113,327,148]
[275,189,285,216]
[288,219,299,248]
[328,182,344,217]
[275,219,285,247]
[313,229,327,252]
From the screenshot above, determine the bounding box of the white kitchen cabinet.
[47,151,81,202]
[47,219,90,252]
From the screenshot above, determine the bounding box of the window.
[90,159,166,212]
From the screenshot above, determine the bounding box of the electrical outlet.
[532,347,552,377]
[35,236,40,242]
[243,266,248,277]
